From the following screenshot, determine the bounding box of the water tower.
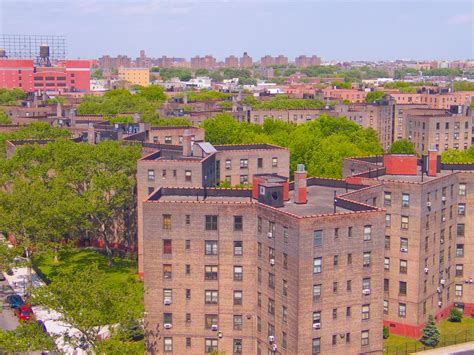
[38,44,51,66]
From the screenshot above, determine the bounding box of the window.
[313,284,321,300]
[384,257,390,271]
[233,315,242,330]
[234,291,242,305]
[164,313,173,325]
[455,284,463,297]
[185,170,192,182]
[333,255,338,266]
[455,264,463,277]
[234,266,243,281]
[347,253,352,264]
[163,264,172,279]
[362,304,370,320]
[332,334,337,345]
[363,252,371,267]
[272,157,278,167]
[348,226,352,237]
[283,227,289,243]
[399,281,407,295]
[398,303,406,317]
[164,337,173,352]
[282,279,288,296]
[162,169,166,177]
[205,265,218,280]
[362,278,371,291]
[457,224,465,237]
[282,332,287,348]
[234,216,243,231]
[205,290,218,304]
[185,215,191,225]
[333,282,338,293]
[186,337,191,347]
[313,258,322,274]
[283,253,288,269]
[332,308,337,319]
[205,338,218,353]
[164,136,172,144]
[346,280,352,292]
[257,292,261,307]
[257,158,263,168]
[163,240,172,254]
[268,272,275,289]
[384,279,389,292]
[257,242,262,257]
[267,298,275,315]
[400,238,408,251]
[225,159,231,169]
[312,338,321,354]
[312,311,321,325]
[313,230,322,247]
[401,216,409,229]
[205,240,218,255]
[205,314,218,329]
[239,175,248,184]
[240,159,248,168]
[459,183,466,196]
[402,193,410,207]
[363,225,372,241]
[186,289,191,299]
[456,244,464,257]
[257,217,262,232]
[400,260,407,274]
[185,239,191,250]
[385,236,390,249]
[233,339,242,354]
[383,300,389,314]
[205,215,218,230]
[257,267,262,283]
[458,203,466,216]
[282,306,288,322]
[361,330,369,346]
[257,316,261,331]
[234,241,243,256]
[161,214,172,229]
[185,264,191,274]
[386,214,391,227]
[384,191,392,206]
[148,169,155,181]
[163,289,172,303]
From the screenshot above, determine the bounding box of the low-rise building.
[118,67,150,87]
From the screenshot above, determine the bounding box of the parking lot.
[0,278,19,331]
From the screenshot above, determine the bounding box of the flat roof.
[214,143,286,151]
[378,167,453,183]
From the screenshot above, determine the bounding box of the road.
[0,278,19,330]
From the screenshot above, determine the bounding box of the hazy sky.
[0,0,473,61]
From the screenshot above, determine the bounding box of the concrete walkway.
[0,278,19,330]
[414,341,474,354]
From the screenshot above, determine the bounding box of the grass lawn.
[33,248,144,315]
[384,317,474,354]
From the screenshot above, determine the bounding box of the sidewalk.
[413,341,474,354]
[5,267,88,354]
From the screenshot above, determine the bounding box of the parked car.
[6,294,24,308]
[14,304,34,321]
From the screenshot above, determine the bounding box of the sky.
[0,0,473,61]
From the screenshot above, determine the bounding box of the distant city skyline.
[0,0,473,61]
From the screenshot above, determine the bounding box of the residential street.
[0,278,19,331]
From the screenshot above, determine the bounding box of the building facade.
[118,67,150,87]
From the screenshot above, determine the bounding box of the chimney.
[294,164,307,204]
[56,102,62,117]
[427,146,439,177]
[183,129,192,157]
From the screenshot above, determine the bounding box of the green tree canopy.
[0,109,11,124]
[442,146,474,163]
[365,91,385,103]
[388,139,417,154]
[0,322,56,352]
[0,88,26,105]
[202,113,383,178]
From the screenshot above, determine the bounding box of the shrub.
[383,325,390,339]
[448,307,463,322]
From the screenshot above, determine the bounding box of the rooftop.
[214,143,286,151]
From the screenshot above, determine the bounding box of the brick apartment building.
[147,126,205,145]
[294,55,321,68]
[0,59,90,92]
[225,56,239,68]
[143,168,385,354]
[118,67,150,87]
[244,108,335,125]
[343,153,474,337]
[334,101,393,150]
[321,88,368,103]
[389,92,474,110]
[136,133,290,277]
[404,107,472,154]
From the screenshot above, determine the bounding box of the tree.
[383,326,390,339]
[0,109,11,124]
[448,307,463,322]
[0,322,56,352]
[91,69,103,80]
[420,315,440,347]
[388,139,416,154]
[0,88,26,105]
[32,264,142,352]
[365,91,385,103]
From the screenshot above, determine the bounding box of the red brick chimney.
[182,129,192,157]
[294,164,307,204]
[427,147,438,177]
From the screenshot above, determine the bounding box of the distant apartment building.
[98,54,132,70]
[135,50,152,69]
[391,102,429,141]
[158,56,173,68]
[136,133,290,277]
[334,102,393,150]
[246,108,332,125]
[118,67,150,87]
[147,126,205,145]
[295,55,322,68]
[344,153,474,337]
[143,166,385,354]
[275,55,289,66]
[322,88,368,103]
[225,56,239,68]
[389,92,474,110]
[191,56,217,70]
[0,59,90,92]
[239,52,253,68]
[405,106,473,154]
[260,55,275,67]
